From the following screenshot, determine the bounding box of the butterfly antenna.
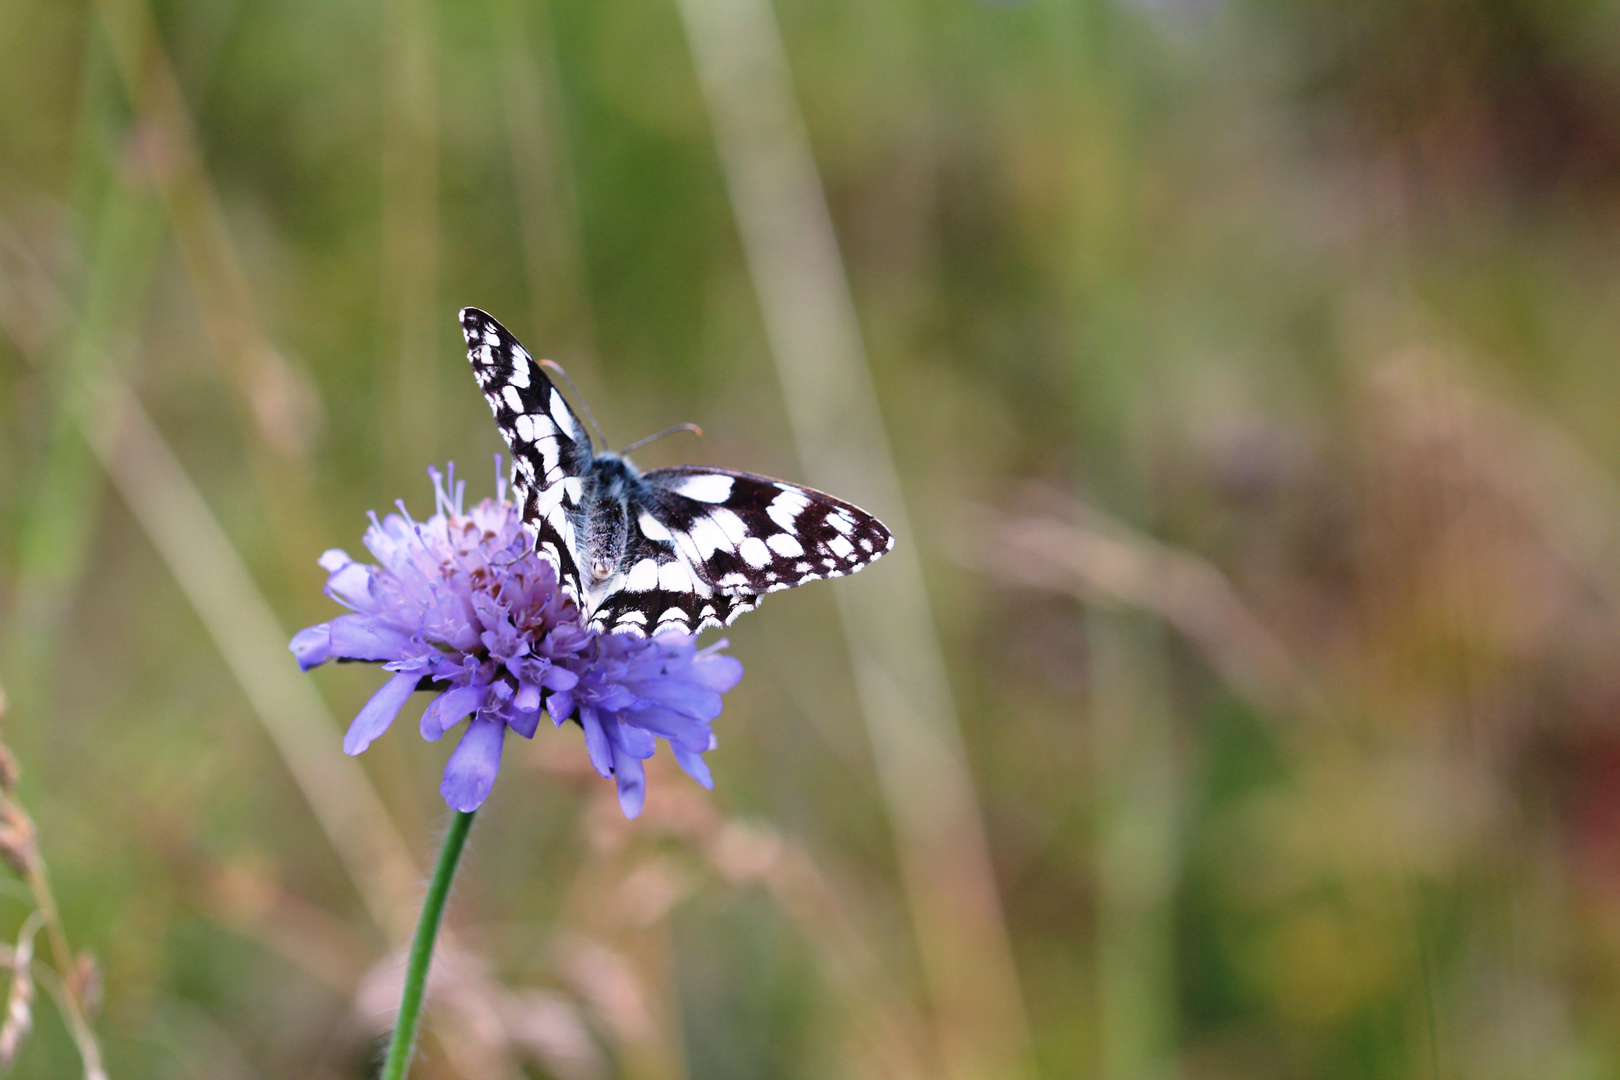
[539,359,610,448]
[622,423,704,455]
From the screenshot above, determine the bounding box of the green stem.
[381,809,477,1080]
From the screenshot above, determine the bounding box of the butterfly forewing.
[459,307,593,606]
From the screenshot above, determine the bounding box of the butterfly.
[459,307,894,637]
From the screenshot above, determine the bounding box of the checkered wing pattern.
[459,306,593,607]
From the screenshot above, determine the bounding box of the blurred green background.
[8,0,1620,1077]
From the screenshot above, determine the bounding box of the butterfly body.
[572,452,639,581]
[460,307,893,636]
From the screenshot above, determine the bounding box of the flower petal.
[690,652,745,694]
[610,739,647,819]
[324,561,375,609]
[420,683,488,741]
[614,719,657,760]
[579,708,614,778]
[507,697,543,739]
[327,614,415,662]
[440,715,506,812]
[592,684,639,713]
[289,624,332,671]
[673,745,713,789]
[513,682,542,713]
[621,705,712,753]
[344,670,420,755]
[627,678,723,721]
[541,666,578,691]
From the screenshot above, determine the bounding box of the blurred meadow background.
[7,0,1620,1077]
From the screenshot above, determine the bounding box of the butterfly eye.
[590,557,614,581]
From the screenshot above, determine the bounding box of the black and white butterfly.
[460,308,893,637]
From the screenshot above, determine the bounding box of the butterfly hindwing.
[642,467,893,593]
[582,467,893,636]
[585,513,762,636]
[459,306,593,605]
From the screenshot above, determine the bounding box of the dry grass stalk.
[0,913,40,1069]
[676,1,1033,1074]
[973,490,1336,733]
[92,0,324,462]
[552,763,936,1080]
[0,687,106,1080]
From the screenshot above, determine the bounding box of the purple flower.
[291,463,743,817]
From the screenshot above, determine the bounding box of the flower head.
[291,463,743,816]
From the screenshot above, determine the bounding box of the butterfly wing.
[586,467,893,636]
[584,515,762,636]
[458,307,594,607]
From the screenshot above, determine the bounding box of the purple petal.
[440,715,506,812]
[324,561,374,609]
[690,653,745,693]
[579,708,613,777]
[673,745,713,789]
[543,624,592,656]
[547,691,575,726]
[508,700,543,739]
[344,670,420,755]
[290,624,332,671]
[611,740,647,819]
[628,680,723,722]
[621,705,712,753]
[513,683,542,713]
[592,684,639,713]
[420,683,488,741]
[658,631,698,646]
[317,549,353,573]
[327,614,415,662]
[614,720,657,760]
[541,666,578,691]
